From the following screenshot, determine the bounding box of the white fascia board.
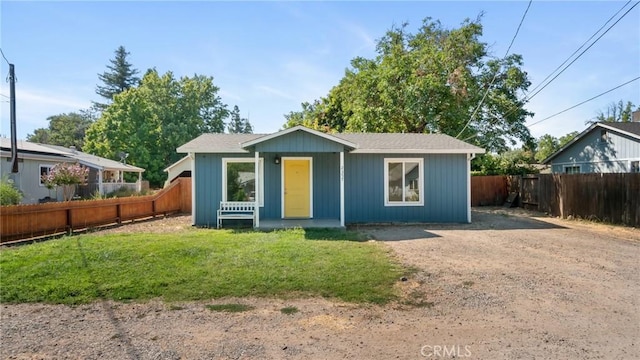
[350,148,486,154]
[177,148,250,154]
[164,155,190,172]
[0,151,70,162]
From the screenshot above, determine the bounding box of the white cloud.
[254,85,295,100]
[0,88,91,139]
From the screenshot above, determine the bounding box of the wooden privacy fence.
[472,174,640,227]
[0,178,192,243]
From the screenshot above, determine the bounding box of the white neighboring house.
[0,138,145,204]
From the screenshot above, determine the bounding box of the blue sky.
[1,1,638,144]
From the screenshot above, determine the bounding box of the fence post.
[66,208,73,235]
[116,203,122,224]
[152,199,156,218]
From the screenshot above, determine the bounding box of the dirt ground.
[2,208,639,359]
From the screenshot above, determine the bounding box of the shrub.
[0,178,22,205]
[41,162,89,201]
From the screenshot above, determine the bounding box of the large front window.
[222,158,264,206]
[384,158,423,206]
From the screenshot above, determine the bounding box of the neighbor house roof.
[542,122,640,164]
[41,144,144,173]
[0,138,144,172]
[177,126,485,154]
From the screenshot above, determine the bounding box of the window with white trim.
[222,158,264,206]
[630,160,639,173]
[384,158,423,206]
[39,164,53,186]
[564,165,580,174]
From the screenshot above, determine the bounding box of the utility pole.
[9,63,18,173]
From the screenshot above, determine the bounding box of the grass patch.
[280,306,299,315]
[206,303,254,313]
[0,228,402,305]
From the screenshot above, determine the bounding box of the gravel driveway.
[2,208,639,359]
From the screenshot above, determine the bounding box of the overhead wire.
[524,1,639,102]
[526,0,633,96]
[455,0,533,139]
[466,0,640,141]
[0,48,9,65]
[527,76,639,127]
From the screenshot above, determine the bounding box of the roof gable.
[542,122,640,164]
[241,125,357,149]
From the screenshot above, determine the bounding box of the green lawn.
[0,228,403,305]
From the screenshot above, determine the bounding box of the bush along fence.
[471,173,640,227]
[0,178,191,244]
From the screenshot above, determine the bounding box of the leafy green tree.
[26,128,51,144]
[84,69,229,187]
[26,112,94,150]
[534,134,560,163]
[558,131,578,147]
[0,177,22,205]
[227,105,253,134]
[472,148,537,175]
[534,131,579,163]
[592,100,637,123]
[94,46,140,111]
[284,17,533,153]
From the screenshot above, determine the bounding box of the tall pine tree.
[227,105,253,133]
[94,46,140,111]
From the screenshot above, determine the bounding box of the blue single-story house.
[542,122,640,174]
[177,125,485,228]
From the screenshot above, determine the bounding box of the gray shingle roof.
[333,133,483,153]
[600,122,640,138]
[177,133,263,153]
[177,127,484,154]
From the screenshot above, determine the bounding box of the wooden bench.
[217,201,256,229]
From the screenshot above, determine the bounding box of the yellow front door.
[284,159,311,218]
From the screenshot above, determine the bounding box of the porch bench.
[217,201,256,229]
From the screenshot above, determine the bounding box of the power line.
[526,0,633,96]
[455,0,532,139]
[525,1,638,102]
[0,48,9,65]
[0,93,9,98]
[528,76,640,127]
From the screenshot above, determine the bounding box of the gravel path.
[2,209,639,359]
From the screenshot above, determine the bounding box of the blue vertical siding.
[195,152,340,226]
[344,153,468,223]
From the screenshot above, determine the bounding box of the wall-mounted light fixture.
[274,155,281,164]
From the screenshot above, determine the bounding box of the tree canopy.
[227,105,253,134]
[84,69,229,186]
[284,17,534,153]
[26,112,94,150]
[94,46,140,111]
[534,131,579,163]
[591,100,637,123]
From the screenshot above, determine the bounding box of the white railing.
[102,182,139,194]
